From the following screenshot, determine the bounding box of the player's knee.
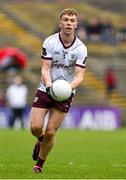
[30,123,42,137]
[45,128,56,140]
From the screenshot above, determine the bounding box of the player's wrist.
[46,85,52,96]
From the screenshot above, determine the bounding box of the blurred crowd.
[54,13,126,45]
[0,74,28,129]
[77,14,126,44]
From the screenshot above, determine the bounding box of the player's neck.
[59,32,75,47]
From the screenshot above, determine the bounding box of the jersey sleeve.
[41,38,52,60]
[76,44,87,68]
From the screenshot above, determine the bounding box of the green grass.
[0,128,126,179]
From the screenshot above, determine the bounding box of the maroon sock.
[38,135,44,142]
[36,157,45,168]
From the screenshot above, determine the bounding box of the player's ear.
[59,20,62,27]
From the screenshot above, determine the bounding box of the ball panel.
[50,80,72,102]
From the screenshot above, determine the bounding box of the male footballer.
[30,8,87,173]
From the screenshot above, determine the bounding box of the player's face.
[60,14,78,35]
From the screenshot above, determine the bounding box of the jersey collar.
[59,33,76,49]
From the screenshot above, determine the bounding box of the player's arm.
[70,44,87,90]
[41,58,52,87]
[40,38,53,87]
[70,66,85,89]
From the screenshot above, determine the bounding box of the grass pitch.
[0,128,126,179]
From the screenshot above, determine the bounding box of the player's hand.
[46,86,52,96]
[71,91,74,97]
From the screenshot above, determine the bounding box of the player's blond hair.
[60,8,77,19]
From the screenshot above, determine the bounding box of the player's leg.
[40,108,66,159]
[17,108,24,129]
[33,94,74,173]
[30,90,54,138]
[30,107,48,161]
[34,108,66,172]
[30,107,48,137]
[9,108,17,128]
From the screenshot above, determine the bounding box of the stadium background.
[0,0,126,179]
[0,0,126,128]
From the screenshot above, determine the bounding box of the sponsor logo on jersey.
[52,60,74,69]
[54,51,60,55]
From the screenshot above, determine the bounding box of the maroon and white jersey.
[38,33,87,92]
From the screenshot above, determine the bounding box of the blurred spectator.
[87,16,103,42]
[78,12,88,28]
[0,89,6,107]
[6,70,17,86]
[76,26,88,42]
[0,47,27,72]
[6,75,28,129]
[117,21,126,42]
[105,67,117,99]
[76,13,88,42]
[100,19,117,45]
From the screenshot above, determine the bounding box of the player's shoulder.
[44,33,58,44]
[76,36,87,48]
[75,36,87,52]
